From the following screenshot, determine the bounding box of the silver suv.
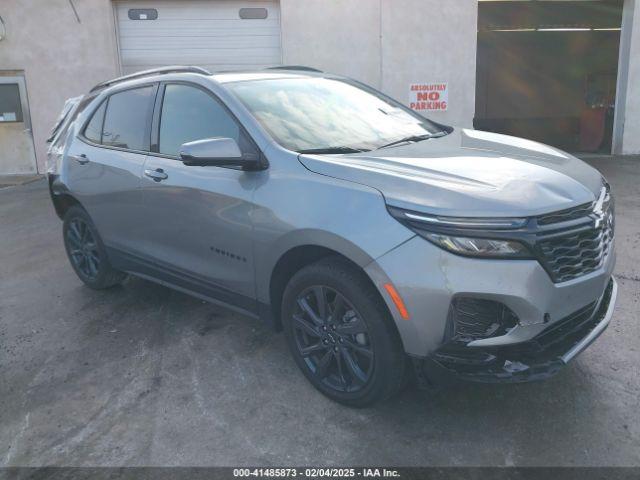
[48,66,617,406]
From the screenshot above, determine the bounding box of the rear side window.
[101,86,155,151]
[49,94,97,145]
[84,101,106,144]
[159,84,241,157]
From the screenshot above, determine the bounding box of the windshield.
[227,77,444,152]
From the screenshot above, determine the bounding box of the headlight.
[388,206,533,259]
[423,233,531,258]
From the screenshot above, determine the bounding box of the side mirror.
[179,137,262,170]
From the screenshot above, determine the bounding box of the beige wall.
[280,0,478,128]
[0,0,119,173]
[381,0,477,128]
[280,0,383,88]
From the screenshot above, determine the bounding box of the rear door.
[138,82,260,309]
[66,84,157,254]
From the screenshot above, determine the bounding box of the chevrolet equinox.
[47,66,617,407]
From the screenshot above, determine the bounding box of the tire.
[282,256,406,407]
[62,205,127,289]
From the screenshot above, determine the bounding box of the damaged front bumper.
[416,277,617,386]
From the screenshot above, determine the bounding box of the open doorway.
[475,0,624,153]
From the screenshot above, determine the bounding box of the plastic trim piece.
[561,276,617,363]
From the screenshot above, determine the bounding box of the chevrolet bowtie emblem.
[592,187,608,229]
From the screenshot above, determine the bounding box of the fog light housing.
[445,297,519,343]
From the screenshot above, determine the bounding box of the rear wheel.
[282,257,406,407]
[63,206,127,289]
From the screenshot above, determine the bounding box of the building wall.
[1,0,635,170]
[380,0,477,128]
[280,1,383,88]
[0,0,119,173]
[280,0,478,128]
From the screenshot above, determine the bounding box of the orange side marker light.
[383,283,410,320]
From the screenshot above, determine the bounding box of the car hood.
[297,128,604,217]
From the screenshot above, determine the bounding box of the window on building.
[0,84,24,123]
[159,84,242,157]
[239,8,268,19]
[128,8,158,20]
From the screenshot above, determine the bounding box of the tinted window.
[84,101,106,144]
[159,84,240,157]
[102,86,154,150]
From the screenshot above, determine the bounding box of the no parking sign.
[409,82,448,112]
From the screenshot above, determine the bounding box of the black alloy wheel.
[282,257,406,407]
[63,205,127,289]
[292,285,374,393]
[66,217,101,281]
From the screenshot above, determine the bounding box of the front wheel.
[282,257,406,407]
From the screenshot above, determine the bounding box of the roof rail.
[266,65,323,73]
[90,66,211,93]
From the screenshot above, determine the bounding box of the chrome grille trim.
[535,188,614,283]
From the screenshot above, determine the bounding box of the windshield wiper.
[377,131,449,150]
[297,146,369,155]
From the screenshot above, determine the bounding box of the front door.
[139,82,260,311]
[0,74,37,174]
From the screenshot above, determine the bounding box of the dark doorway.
[475,0,624,153]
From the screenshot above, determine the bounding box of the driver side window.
[158,84,246,157]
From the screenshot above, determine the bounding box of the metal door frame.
[0,73,38,173]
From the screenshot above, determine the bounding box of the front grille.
[537,202,593,226]
[535,187,614,283]
[537,219,614,282]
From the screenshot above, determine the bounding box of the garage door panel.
[119,25,281,36]
[117,1,280,20]
[119,35,281,50]
[116,0,282,73]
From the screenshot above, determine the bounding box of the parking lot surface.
[1,157,639,467]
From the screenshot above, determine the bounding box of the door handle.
[144,168,168,182]
[70,153,90,165]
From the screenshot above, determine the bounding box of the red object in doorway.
[579,107,607,152]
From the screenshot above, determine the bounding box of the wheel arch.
[264,233,395,334]
[48,175,83,220]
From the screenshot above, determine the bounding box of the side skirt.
[106,247,275,325]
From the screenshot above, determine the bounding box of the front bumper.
[367,234,616,353]
[418,277,617,384]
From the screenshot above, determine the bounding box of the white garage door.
[115,0,282,74]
